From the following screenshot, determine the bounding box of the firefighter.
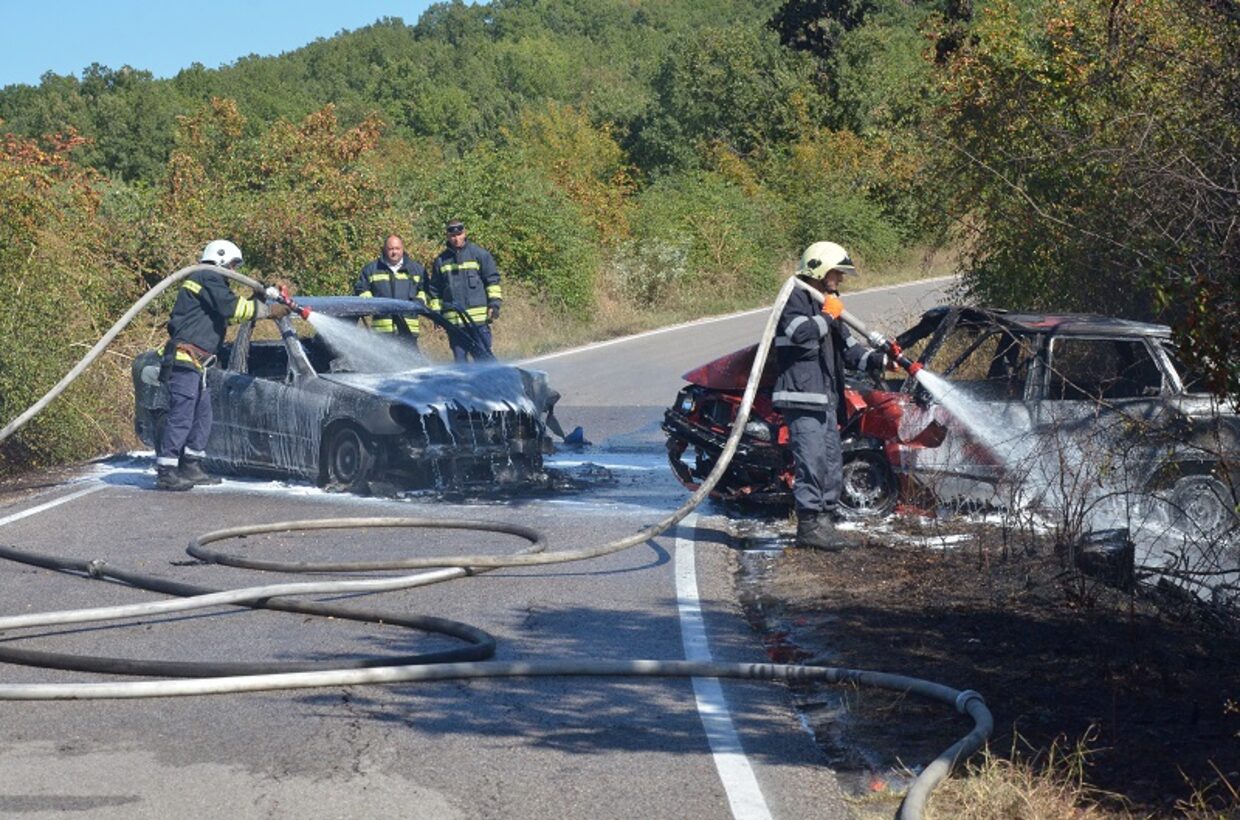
[426,219,502,362]
[154,240,291,491]
[775,241,886,549]
[353,234,427,350]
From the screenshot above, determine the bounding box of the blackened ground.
[737,517,1240,816]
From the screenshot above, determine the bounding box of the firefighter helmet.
[200,239,244,269]
[797,241,855,280]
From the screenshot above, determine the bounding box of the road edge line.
[0,484,105,528]
[675,513,774,820]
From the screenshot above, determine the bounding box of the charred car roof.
[902,306,1172,344]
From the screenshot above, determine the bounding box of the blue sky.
[0,1,441,89]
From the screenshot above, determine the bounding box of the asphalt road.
[0,277,951,819]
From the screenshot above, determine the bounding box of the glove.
[821,294,844,319]
[268,302,292,320]
[865,350,890,378]
[265,285,282,301]
[488,301,501,321]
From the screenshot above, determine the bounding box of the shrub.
[627,171,787,302]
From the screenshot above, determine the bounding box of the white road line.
[519,275,956,364]
[0,484,105,528]
[675,513,774,820]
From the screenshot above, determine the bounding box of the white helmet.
[200,239,244,268]
[798,241,855,280]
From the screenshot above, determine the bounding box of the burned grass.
[743,518,1240,816]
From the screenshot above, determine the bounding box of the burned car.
[133,297,552,493]
[662,342,946,517]
[665,306,1240,537]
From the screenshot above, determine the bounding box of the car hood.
[682,344,777,390]
[319,364,539,416]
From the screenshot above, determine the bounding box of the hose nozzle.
[268,284,311,320]
[841,309,922,376]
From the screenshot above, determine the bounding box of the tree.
[630,23,824,174]
[927,0,1239,399]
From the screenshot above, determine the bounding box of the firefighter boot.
[796,511,841,551]
[156,464,194,492]
[179,456,222,486]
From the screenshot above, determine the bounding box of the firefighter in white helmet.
[774,242,884,549]
[154,240,290,491]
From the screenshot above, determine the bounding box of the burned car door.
[1031,335,1172,494]
[210,323,275,469]
[209,321,324,477]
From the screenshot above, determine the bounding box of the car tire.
[325,425,377,492]
[1168,475,1238,540]
[839,450,898,518]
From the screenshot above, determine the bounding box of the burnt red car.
[662,340,946,517]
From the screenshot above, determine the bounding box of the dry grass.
[925,733,1130,820]
[848,728,1240,820]
[847,732,1129,820]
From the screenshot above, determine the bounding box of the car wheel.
[325,425,377,492]
[1169,475,1239,540]
[839,450,898,518]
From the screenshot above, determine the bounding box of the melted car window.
[246,343,291,381]
[939,328,1033,400]
[1048,338,1162,401]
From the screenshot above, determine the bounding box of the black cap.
[445,219,465,235]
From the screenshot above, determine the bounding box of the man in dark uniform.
[774,241,886,549]
[154,240,290,491]
[354,234,427,351]
[426,219,502,362]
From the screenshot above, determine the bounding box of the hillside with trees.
[1,0,1235,472]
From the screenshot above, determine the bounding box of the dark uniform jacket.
[427,241,502,326]
[772,287,867,424]
[354,254,427,336]
[165,269,260,370]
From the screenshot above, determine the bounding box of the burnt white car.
[133,297,553,493]
[891,307,1238,537]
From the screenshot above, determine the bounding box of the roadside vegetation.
[1,1,1236,813]
[2,0,1234,474]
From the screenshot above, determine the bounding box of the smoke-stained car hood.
[319,366,539,416]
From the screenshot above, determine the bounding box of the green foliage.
[0,132,145,473]
[927,0,1239,398]
[757,130,915,264]
[627,171,786,300]
[503,102,634,245]
[155,101,400,296]
[0,1,783,183]
[632,23,823,174]
[417,142,600,311]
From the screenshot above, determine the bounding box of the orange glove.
[821,294,844,319]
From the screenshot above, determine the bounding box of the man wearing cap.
[427,219,502,361]
[774,241,883,549]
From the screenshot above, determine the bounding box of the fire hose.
[0,269,989,820]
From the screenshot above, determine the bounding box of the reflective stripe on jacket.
[427,241,502,326]
[354,255,427,335]
[772,286,866,422]
[166,269,259,362]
